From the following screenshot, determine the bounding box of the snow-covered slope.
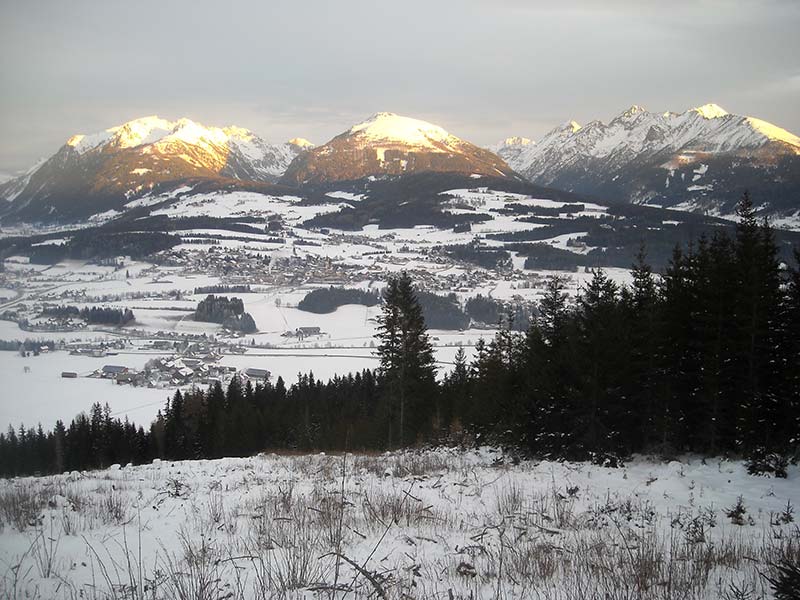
[487,136,535,171]
[281,112,516,185]
[1,449,797,599]
[494,104,800,219]
[0,116,311,221]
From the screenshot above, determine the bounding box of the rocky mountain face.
[281,112,516,186]
[0,117,312,221]
[493,104,800,219]
[4,107,798,226]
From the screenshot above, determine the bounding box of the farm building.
[244,367,271,380]
[296,326,322,340]
[100,365,128,378]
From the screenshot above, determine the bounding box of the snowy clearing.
[0,449,796,599]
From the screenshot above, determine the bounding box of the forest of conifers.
[1,194,798,477]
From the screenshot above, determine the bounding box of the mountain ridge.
[491,103,800,218]
[0,116,312,221]
[280,112,517,186]
[2,106,799,226]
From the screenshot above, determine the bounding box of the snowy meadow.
[0,449,797,600]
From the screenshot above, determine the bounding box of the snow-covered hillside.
[0,116,311,221]
[62,115,311,181]
[281,112,516,185]
[496,104,800,178]
[493,104,800,221]
[0,449,796,599]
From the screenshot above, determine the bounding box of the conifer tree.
[626,244,659,450]
[575,269,623,458]
[53,420,66,473]
[733,192,783,451]
[692,232,737,452]
[782,249,800,450]
[377,272,437,447]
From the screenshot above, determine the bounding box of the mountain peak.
[2,115,310,220]
[108,116,175,149]
[64,116,266,156]
[346,112,452,147]
[690,103,729,119]
[281,113,514,185]
[501,136,534,147]
[548,120,582,136]
[745,117,800,149]
[622,105,647,117]
[287,137,315,149]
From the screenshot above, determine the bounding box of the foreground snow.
[0,449,796,599]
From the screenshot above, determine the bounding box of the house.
[116,371,142,385]
[176,366,195,380]
[101,365,128,378]
[61,371,78,378]
[244,367,270,380]
[296,326,321,340]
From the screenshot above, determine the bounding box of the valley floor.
[0,448,797,599]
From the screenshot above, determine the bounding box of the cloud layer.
[1,0,798,172]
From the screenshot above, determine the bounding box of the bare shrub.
[159,529,232,600]
[493,481,523,517]
[0,483,45,531]
[99,487,129,526]
[245,502,326,593]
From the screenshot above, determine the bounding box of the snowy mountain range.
[0,116,312,221]
[1,106,799,226]
[281,112,516,185]
[491,104,800,218]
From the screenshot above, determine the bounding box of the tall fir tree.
[377,272,437,447]
[732,192,783,452]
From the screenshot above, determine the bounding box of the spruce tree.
[376,273,437,447]
[626,244,660,451]
[782,249,800,450]
[575,269,623,459]
[692,232,737,452]
[656,244,698,452]
[527,275,576,456]
[732,193,783,452]
[53,420,66,473]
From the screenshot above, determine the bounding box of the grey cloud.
[1,0,798,172]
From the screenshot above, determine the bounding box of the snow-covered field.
[0,449,796,599]
[0,353,174,430]
[0,184,631,441]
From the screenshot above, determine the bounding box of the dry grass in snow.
[0,448,798,599]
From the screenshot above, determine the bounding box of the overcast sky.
[1,0,798,173]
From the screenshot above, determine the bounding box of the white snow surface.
[345,112,456,151]
[53,115,307,182]
[493,103,800,178]
[0,353,172,429]
[66,116,250,154]
[0,449,796,599]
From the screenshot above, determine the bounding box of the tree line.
[40,305,135,326]
[27,232,180,264]
[1,194,798,477]
[297,287,380,314]
[193,295,257,333]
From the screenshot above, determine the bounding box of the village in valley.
[0,186,633,430]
